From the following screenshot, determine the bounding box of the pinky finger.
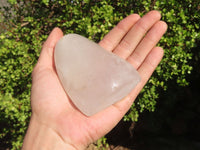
[129,47,164,99]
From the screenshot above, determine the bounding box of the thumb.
[37,27,63,70]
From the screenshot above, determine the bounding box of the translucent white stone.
[54,34,141,116]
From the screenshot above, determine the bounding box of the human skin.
[22,10,167,150]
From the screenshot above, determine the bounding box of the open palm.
[23,10,167,149]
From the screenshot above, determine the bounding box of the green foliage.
[96,136,109,149]
[0,0,199,149]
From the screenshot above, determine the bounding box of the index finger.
[99,14,140,51]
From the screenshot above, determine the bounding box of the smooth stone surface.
[54,34,141,116]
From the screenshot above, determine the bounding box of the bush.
[0,0,199,149]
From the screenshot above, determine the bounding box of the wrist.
[22,114,77,150]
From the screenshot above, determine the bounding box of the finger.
[113,10,161,59]
[99,14,140,51]
[90,47,164,138]
[37,27,63,69]
[129,47,164,99]
[127,21,167,69]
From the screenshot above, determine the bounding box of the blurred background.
[0,0,199,149]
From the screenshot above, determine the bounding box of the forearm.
[22,115,77,150]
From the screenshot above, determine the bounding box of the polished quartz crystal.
[54,34,141,116]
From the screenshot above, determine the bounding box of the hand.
[22,10,167,150]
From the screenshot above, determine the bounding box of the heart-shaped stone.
[54,34,140,116]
